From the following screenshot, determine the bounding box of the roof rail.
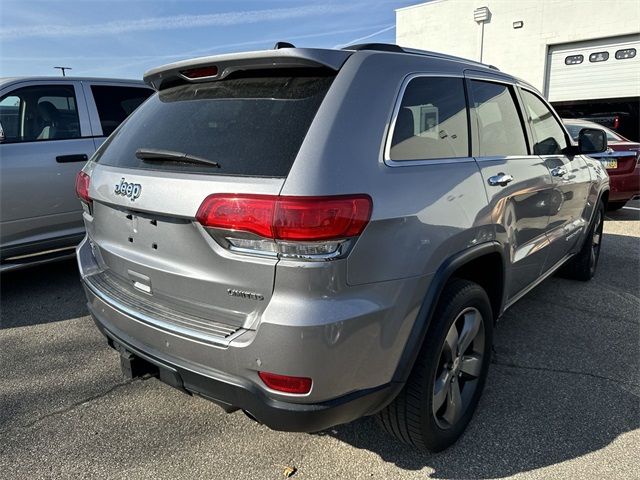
[401,47,500,70]
[341,42,500,71]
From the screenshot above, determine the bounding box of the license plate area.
[90,201,275,328]
[120,210,186,252]
[601,159,618,169]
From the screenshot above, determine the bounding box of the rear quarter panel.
[269,53,495,395]
[281,52,494,285]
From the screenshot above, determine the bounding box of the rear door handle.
[56,154,88,163]
[488,173,514,187]
[551,166,567,177]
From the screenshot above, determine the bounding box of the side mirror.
[0,121,5,143]
[578,127,607,154]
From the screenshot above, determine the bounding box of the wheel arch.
[391,241,505,384]
[599,188,609,209]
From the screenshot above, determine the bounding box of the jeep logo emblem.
[115,178,142,201]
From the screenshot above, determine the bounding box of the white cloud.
[0,4,356,40]
[333,24,395,48]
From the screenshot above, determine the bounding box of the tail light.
[258,371,312,394]
[196,194,372,260]
[75,171,91,204]
[613,116,620,130]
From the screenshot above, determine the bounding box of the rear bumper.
[609,164,640,202]
[77,236,421,431]
[94,317,399,432]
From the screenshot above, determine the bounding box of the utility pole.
[54,66,72,77]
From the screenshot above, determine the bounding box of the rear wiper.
[135,148,220,168]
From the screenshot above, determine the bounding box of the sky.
[0,0,421,79]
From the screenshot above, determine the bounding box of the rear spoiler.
[143,48,352,91]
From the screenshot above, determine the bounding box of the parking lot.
[1,201,638,480]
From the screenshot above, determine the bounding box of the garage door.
[546,34,640,102]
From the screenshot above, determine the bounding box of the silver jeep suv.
[76,43,609,451]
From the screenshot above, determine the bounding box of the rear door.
[85,71,335,330]
[466,74,553,300]
[0,80,95,257]
[519,88,592,271]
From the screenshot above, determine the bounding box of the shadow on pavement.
[319,231,639,478]
[0,259,88,329]
[0,229,637,478]
[605,203,640,222]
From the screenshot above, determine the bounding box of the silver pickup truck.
[0,77,152,271]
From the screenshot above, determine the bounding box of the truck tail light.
[75,171,91,204]
[613,116,620,130]
[196,194,372,260]
[258,371,312,394]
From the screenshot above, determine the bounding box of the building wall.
[396,0,640,92]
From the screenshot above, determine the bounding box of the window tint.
[0,84,80,142]
[40,95,76,111]
[91,85,153,136]
[0,95,21,140]
[469,80,528,156]
[520,90,567,155]
[389,77,469,160]
[94,72,335,177]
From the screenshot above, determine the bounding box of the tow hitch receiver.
[118,348,158,379]
[112,340,186,392]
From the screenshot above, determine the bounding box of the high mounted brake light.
[180,66,218,79]
[196,194,372,260]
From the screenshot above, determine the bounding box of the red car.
[564,119,640,210]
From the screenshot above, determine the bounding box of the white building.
[396,0,640,140]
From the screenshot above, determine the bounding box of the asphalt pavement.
[1,201,638,479]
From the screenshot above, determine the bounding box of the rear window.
[93,71,335,177]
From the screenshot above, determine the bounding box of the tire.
[376,279,493,451]
[559,201,604,281]
[606,201,626,211]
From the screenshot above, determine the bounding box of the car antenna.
[54,66,72,77]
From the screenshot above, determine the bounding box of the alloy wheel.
[432,307,486,429]
[590,209,604,274]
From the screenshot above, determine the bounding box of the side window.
[0,95,22,141]
[389,77,469,161]
[520,90,568,155]
[0,84,80,143]
[90,86,153,136]
[469,80,528,157]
